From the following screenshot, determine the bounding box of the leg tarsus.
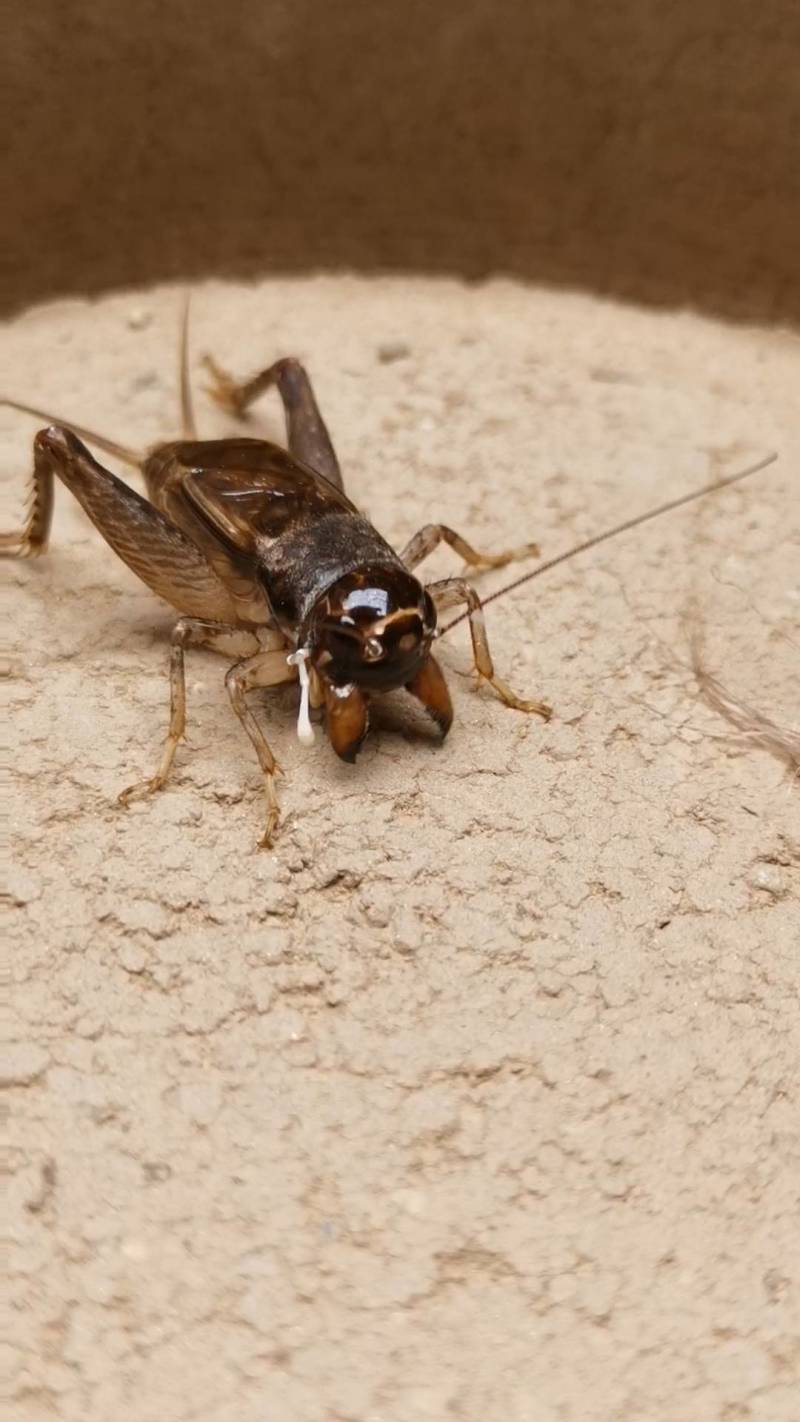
[401,523,538,574]
[117,770,171,806]
[476,673,552,718]
[202,355,249,420]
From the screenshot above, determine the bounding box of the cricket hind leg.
[202,353,343,489]
[1,425,241,621]
[428,576,552,719]
[0,426,55,556]
[401,523,539,574]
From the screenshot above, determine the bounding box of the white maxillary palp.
[286,647,315,745]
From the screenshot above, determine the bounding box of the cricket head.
[297,566,450,761]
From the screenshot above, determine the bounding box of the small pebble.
[748,863,786,897]
[377,341,411,364]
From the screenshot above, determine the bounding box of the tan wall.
[5,1,798,321]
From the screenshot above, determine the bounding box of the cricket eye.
[363,636,383,662]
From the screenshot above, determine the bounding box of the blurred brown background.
[4,0,798,321]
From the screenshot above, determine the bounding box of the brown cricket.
[1,306,775,845]
[2,309,548,845]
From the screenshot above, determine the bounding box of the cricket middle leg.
[118,619,257,805]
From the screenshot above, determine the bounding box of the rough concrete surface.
[4,276,799,1421]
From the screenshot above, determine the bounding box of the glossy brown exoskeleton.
[1,317,548,844]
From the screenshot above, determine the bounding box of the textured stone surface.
[4,276,799,1421]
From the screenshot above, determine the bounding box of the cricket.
[1,305,776,845]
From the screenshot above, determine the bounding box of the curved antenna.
[0,397,143,469]
[179,290,197,439]
[440,453,778,635]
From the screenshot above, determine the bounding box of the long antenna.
[441,453,778,635]
[0,397,143,469]
[179,291,197,439]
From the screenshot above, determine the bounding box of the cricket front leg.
[400,523,539,573]
[203,353,343,490]
[118,619,250,805]
[225,650,298,847]
[428,576,552,719]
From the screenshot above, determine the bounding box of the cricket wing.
[175,438,357,556]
